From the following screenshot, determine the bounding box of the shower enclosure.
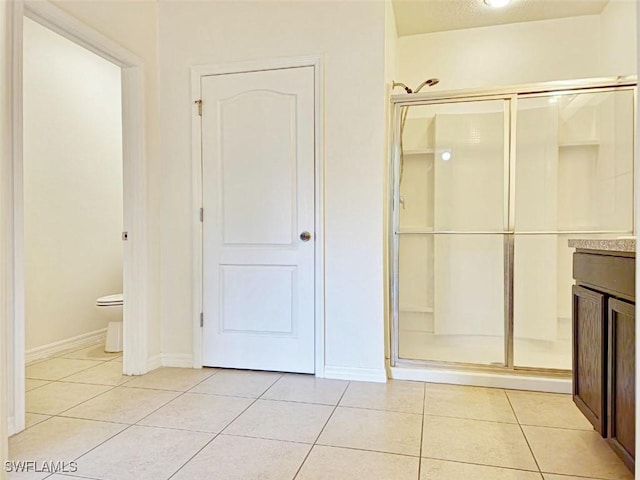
[389,77,636,378]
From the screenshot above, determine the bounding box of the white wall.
[157,1,387,376]
[600,0,637,76]
[51,0,162,360]
[385,0,398,84]
[23,17,122,350]
[397,15,601,92]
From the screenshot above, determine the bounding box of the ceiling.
[392,0,610,37]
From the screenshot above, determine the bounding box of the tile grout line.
[421,411,527,426]
[417,382,426,479]
[42,469,104,480]
[28,382,121,419]
[202,430,426,460]
[421,455,544,475]
[23,380,54,394]
[504,390,543,474]
[67,422,137,474]
[306,439,422,459]
[291,380,352,480]
[23,368,622,480]
[130,366,224,426]
[58,365,219,421]
[27,355,122,386]
[62,382,189,470]
[21,364,295,480]
[166,370,285,480]
[165,433,220,480]
[38,368,216,478]
[65,369,223,479]
[24,369,565,479]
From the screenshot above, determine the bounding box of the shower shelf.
[558,139,600,147]
[403,149,435,156]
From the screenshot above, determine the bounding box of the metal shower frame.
[388,76,637,376]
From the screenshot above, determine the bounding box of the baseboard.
[161,354,194,368]
[389,366,571,394]
[145,353,194,372]
[8,415,16,436]
[25,328,107,364]
[323,365,388,383]
[146,354,162,371]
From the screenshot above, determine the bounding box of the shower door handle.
[300,231,312,242]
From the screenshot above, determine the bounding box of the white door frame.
[2,0,150,436]
[191,56,325,376]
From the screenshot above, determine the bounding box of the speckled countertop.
[568,238,636,253]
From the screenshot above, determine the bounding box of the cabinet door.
[573,285,607,434]
[608,298,635,472]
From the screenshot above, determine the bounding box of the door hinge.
[200,312,203,328]
[195,99,202,116]
[200,208,204,222]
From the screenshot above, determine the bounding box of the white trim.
[5,0,150,437]
[25,329,107,364]
[190,68,203,369]
[145,354,195,371]
[1,0,14,463]
[191,55,324,78]
[7,0,25,437]
[190,56,325,377]
[162,354,195,368]
[120,65,149,376]
[312,58,326,378]
[23,1,140,67]
[324,365,388,383]
[7,416,16,441]
[146,354,162,372]
[389,366,571,393]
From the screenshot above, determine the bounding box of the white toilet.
[96,293,123,353]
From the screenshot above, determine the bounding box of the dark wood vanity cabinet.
[572,285,607,434]
[572,248,635,473]
[608,298,635,470]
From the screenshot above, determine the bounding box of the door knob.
[300,231,312,242]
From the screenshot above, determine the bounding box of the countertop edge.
[568,238,636,253]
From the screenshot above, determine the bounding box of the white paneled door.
[201,66,316,373]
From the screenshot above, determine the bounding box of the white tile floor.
[8,343,634,480]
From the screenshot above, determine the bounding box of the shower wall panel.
[433,110,505,342]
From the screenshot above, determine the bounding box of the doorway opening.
[5,1,149,436]
[22,16,124,364]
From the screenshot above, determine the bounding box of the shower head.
[414,78,440,93]
[393,78,440,95]
[392,81,413,94]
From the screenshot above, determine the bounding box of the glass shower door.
[396,99,509,366]
[512,88,635,370]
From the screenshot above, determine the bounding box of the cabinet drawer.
[573,252,635,300]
